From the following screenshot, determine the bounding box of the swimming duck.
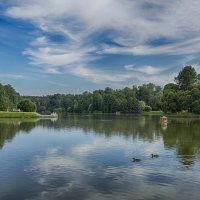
[132,158,141,162]
[151,154,159,158]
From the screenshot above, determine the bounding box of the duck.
[151,154,159,158]
[132,158,141,162]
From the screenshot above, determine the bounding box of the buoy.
[160,116,168,123]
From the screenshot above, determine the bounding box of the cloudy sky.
[0,0,200,95]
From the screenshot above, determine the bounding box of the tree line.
[0,66,200,114]
[25,83,162,114]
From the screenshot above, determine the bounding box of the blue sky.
[0,0,200,95]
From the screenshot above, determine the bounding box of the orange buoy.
[160,116,168,123]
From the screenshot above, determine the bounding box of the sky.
[1,0,200,95]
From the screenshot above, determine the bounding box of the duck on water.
[151,154,159,158]
[132,158,141,162]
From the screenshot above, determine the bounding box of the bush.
[139,100,146,111]
[144,106,152,112]
[191,100,200,114]
[17,99,36,112]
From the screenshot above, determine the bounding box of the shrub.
[17,99,36,112]
[144,106,152,112]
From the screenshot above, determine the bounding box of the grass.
[141,111,164,116]
[166,112,200,118]
[0,112,40,118]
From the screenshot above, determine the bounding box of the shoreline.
[1,111,200,119]
[165,114,200,119]
[0,112,58,118]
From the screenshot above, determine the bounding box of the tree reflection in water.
[1,115,200,168]
[0,119,37,149]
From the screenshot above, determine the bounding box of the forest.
[25,83,161,114]
[0,66,200,114]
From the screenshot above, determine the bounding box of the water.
[0,115,200,200]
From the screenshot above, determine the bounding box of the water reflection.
[37,115,200,168]
[163,118,200,168]
[1,115,200,200]
[38,115,162,141]
[1,116,200,169]
[0,119,37,149]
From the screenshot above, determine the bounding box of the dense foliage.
[26,84,162,114]
[17,99,37,112]
[0,84,21,111]
[161,66,200,114]
[0,84,36,112]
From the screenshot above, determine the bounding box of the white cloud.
[31,36,48,46]
[4,0,200,85]
[124,65,134,71]
[6,0,200,41]
[69,65,175,86]
[45,68,63,74]
[124,65,166,75]
[100,37,200,56]
[69,65,132,83]
[135,66,166,75]
[191,64,200,74]
[23,46,96,67]
[0,73,24,79]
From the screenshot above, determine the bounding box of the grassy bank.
[141,111,164,116]
[166,112,200,118]
[0,112,40,118]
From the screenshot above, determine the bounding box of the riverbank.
[141,111,200,118]
[0,112,58,119]
[141,111,164,116]
[0,112,40,118]
[1,111,199,119]
[166,112,200,118]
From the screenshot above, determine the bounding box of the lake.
[0,115,200,200]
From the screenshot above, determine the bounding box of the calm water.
[0,115,200,200]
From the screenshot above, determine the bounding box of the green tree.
[191,100,200,114]
[163,83,179,91]
[139,101,146,111]
[144,106,152,112]
[128,97,141,113]
[197,74,200,85]
[92,92,103,112]
[17,99,36,112]
[137,83,161,110]
[161,90,180,113]
[175,66,197,90]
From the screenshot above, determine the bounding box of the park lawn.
[141,111,164,116]
[0,112,40,118]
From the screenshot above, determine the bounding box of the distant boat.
[39,112,58,118]
[51,112,58,117]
